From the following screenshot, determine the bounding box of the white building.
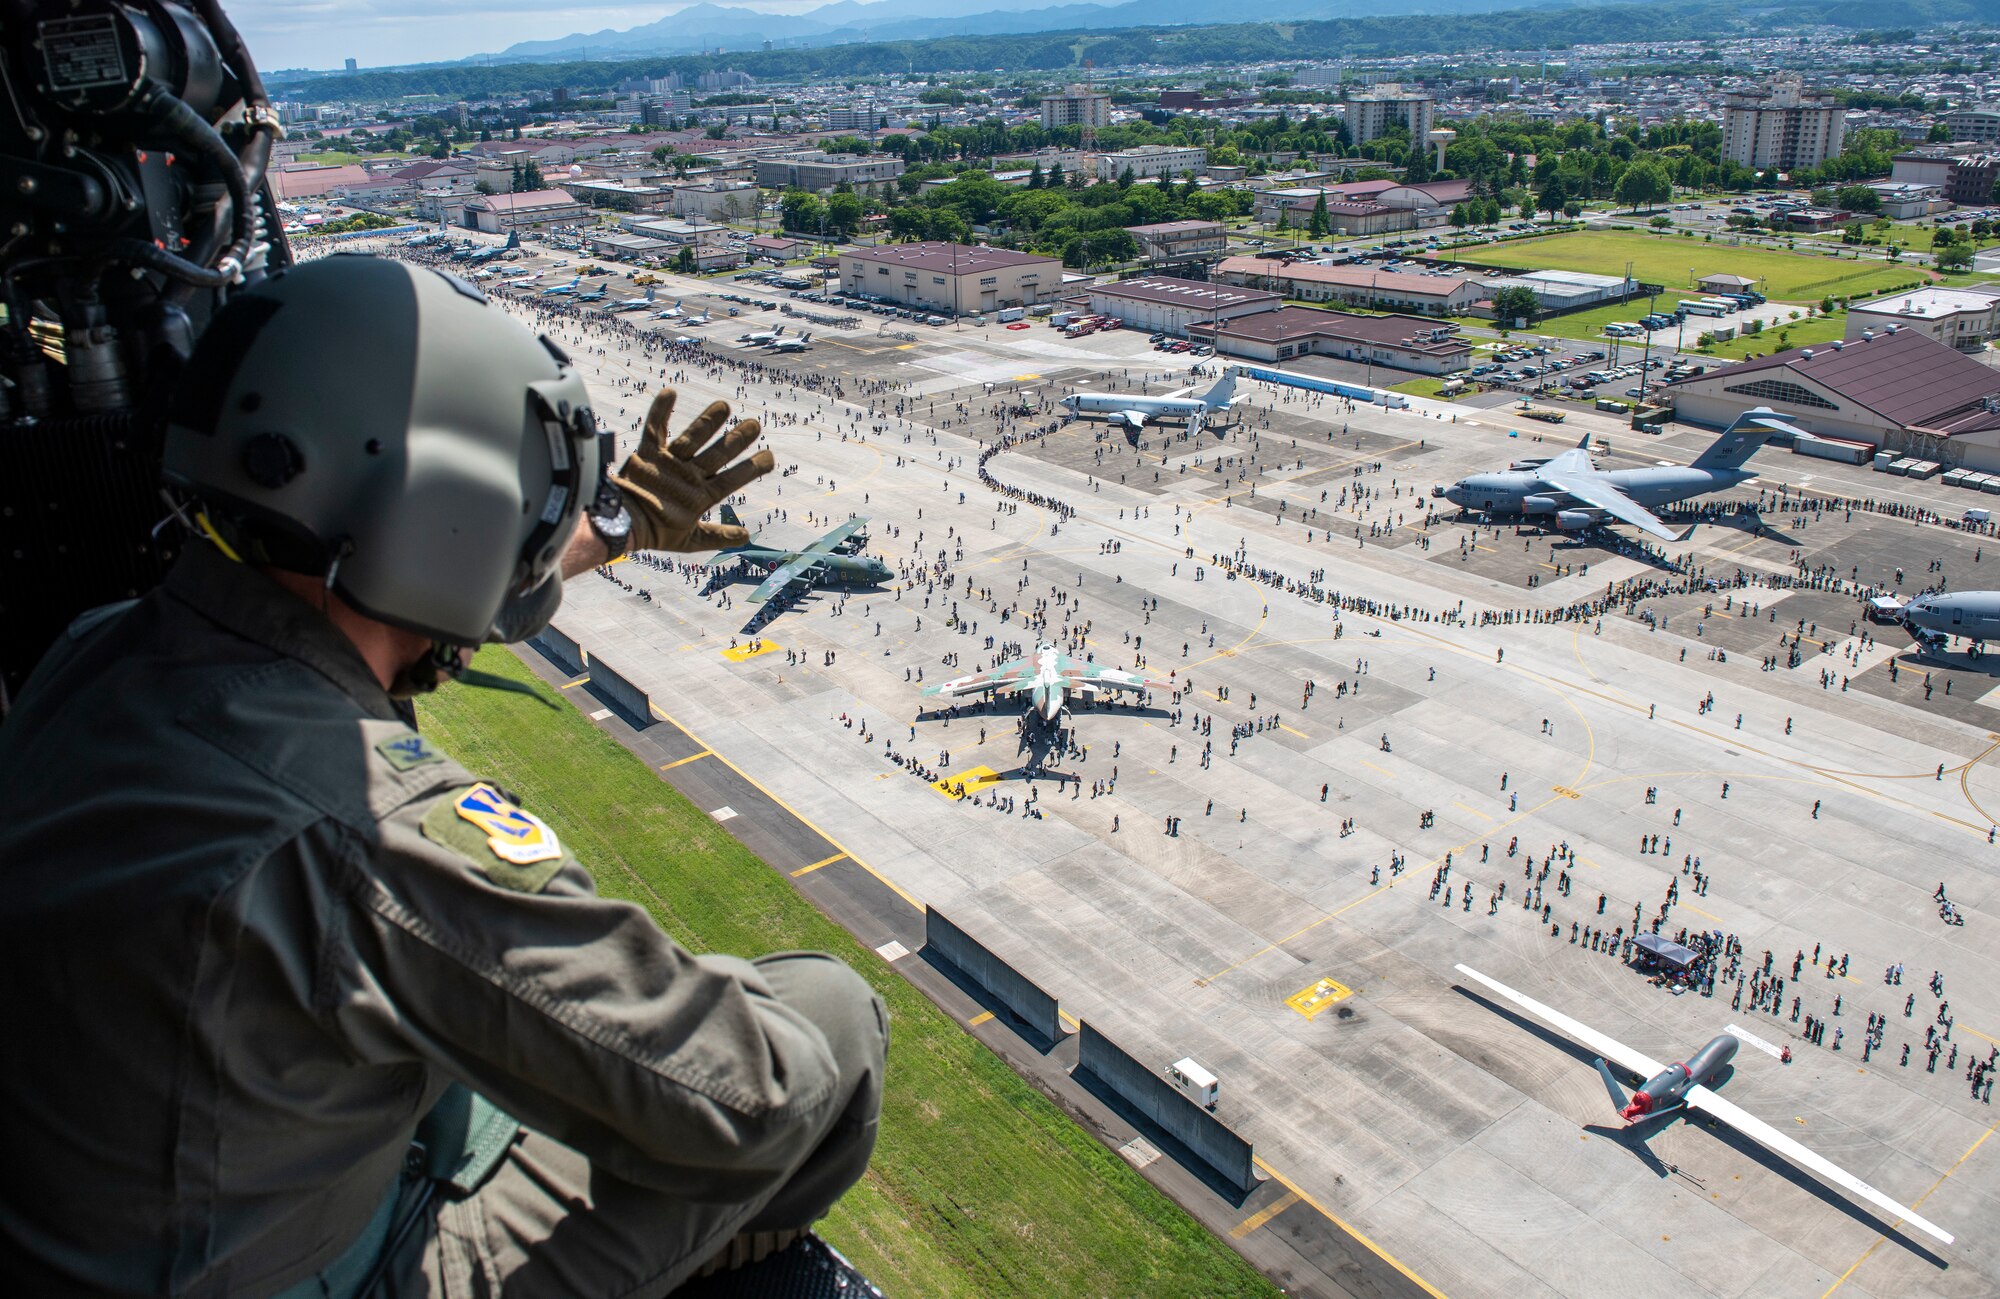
[1095,145,1208,182]
[1720,78,1847,171]
[1342,85,1435,146]
[1846,287,2000,353]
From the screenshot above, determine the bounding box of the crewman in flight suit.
[0,256,887,1297]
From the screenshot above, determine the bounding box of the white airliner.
[1457,964,1955,1246]
[1059,369,1240,435]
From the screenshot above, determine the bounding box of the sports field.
[1469,229,1922,300]
[416,648,1281,1299]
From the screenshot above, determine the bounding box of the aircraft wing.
[805,517,869,554]
[1113,411,1148,433]
[1539,468,1682,542]
[922,658,1034,698]
[1453,964,1668,1080]
[1056,660,1167,695]
[746,554,821,603]
[1685,1085,1954,1245]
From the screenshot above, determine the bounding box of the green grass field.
[415,648,1281,1299]
[1688,310,1850,362]
[1467,229,1919,301]
[1390,376,1449,398]
[296,150,417,166]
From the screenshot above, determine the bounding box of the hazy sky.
[227,1,829,71]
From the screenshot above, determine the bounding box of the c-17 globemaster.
[923,644,1167,722]
[1436,407,1808,541]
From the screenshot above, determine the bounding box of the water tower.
[1426,128,1455,173]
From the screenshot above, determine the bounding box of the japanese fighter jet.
[606,286,656,312]
[1059,370,1240,436]
[767,333,812,353]
[1455,964,1954,1246]
[715,505,891,603]
[923,643,1167,722]
[575,283,609,303]
[1434,408,1807,541]
[539,275,582,296]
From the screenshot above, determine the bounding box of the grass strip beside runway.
[417,646,1279,1299]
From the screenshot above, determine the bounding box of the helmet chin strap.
[389,642,555,706]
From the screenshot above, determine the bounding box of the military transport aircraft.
[1455,964,1955,1246]
[1900,591,2000,656]
[922,643,1168,722]
[464,232,520,264]
[1435,407,1807,541]
[1059,370,1242,435]
[714,505,892,603]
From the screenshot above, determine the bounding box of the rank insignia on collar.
[453,783,562,866]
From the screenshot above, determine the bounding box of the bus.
[1678,298,1733,318]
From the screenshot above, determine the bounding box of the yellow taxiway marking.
[931,764,1002,801]
[1285,977,1357,1020]
[559,675,592,689]
[658,750,713,772]
[1452,801,1494,823]
[1820,1120,1993,1297]
[967,1010,995,1027]
[1229,1191,1301,1239]
[722,641,782,663]
[1360,759,1395,778]
[1252,1158,1449,1298]
[790,852,848,878]
[895,343,916,350]
[1279,723,1310,740]
[646,700,922,911]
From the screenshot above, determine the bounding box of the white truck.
[1165,1057,1219,1110]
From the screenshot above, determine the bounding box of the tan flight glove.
[613,388,775,552]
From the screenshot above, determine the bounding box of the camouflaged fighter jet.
[923,643,1167,722]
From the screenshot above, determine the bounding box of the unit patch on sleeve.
[421,783,567,893]
[375,732,446,772]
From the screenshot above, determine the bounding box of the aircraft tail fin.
[718,503,753,540]
[504,231,519,249]
[1198,371,1238,411]
[1691,413,1780,471]
[1595,1059,1631,1115]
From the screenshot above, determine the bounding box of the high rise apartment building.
[1040,88,1113,131]
[1342,85,1435,146]
[1721,78,1847,170]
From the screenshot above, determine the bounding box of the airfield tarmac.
[369,239,2000,1298]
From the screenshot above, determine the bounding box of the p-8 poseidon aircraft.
[1456,964,1954,1246]
[1059,370,1241,436]
[923,644,1167,722]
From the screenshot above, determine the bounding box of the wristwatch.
[587,484,633,559]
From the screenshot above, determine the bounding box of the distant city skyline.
[230,0,836,72]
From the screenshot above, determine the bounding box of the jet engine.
[1520,494,1563,514]
[1556,508,1606,530]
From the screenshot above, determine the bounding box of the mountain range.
[488,0,1619,62]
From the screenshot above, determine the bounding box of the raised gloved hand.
[613,388,774,552]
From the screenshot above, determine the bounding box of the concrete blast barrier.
[587,656,652,726]
[529,623,583,676]
[923,909,1061,1044]
[1076,1022,1255,1193]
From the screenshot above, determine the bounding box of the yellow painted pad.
[1286,977,1356,1020]
[722,641,782,663]
[895,343,916,350]
[1012,373,1041,381]
[931,764,1002,800]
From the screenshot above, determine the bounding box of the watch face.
[595,506,632,539]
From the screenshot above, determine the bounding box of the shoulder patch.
[375,732,446,772]
[421,784,566,893]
